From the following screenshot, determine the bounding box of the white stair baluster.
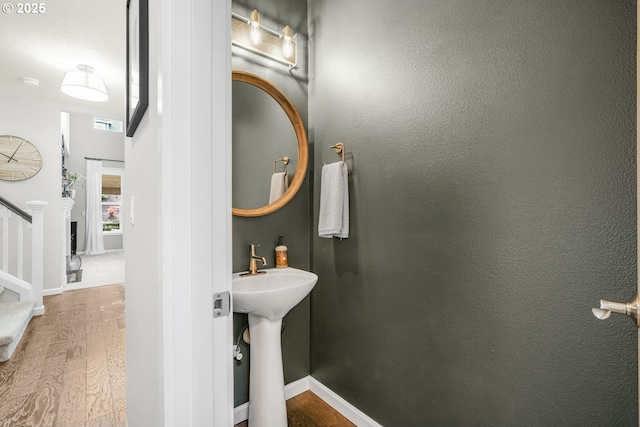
[1,206,8,273]
[17,216,23,280]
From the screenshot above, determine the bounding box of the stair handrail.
[0,195,32,223]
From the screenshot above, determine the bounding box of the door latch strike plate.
[213,291,230,318]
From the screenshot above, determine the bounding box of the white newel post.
[27,200,47,316]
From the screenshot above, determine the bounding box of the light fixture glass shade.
[282,26,294,58]
[60,65,109,102]
[250,9,261,45]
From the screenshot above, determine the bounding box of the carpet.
[64,250,125,291]
[0,299,34,361]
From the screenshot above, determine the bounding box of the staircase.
[0,198,46,362]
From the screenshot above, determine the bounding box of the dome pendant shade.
[60,65,109,102]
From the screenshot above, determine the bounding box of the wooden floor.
[0,285,352,427]
[0,285,126,427]
[235,391,356,427]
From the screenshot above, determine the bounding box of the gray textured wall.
[309,1,637,426]
[231,0,310,407]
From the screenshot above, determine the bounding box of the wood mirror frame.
[232,70,308,217]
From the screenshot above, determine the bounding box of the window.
[94,117,123,132]
[102,170,123,234]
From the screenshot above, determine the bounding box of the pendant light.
[60,64,109,102]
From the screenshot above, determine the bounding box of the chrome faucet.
[240,244,267,276]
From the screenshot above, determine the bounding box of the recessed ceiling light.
[22,77,40,87]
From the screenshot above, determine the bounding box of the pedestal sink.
[232,267,318,427]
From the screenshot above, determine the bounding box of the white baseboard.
[309,377,383,427]
[77,249,124,255]
[285,375,310,399]
[43,287,63,296]
[233,376,382,427]
[233,402,248,425]
[31,305,44,316]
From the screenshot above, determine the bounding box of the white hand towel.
[318,161,349,239]
[269,172,288,204]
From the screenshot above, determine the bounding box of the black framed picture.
[126,0,149,137]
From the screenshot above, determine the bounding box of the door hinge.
[213,291,230,318]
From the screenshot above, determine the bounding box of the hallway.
[0,285,126,427]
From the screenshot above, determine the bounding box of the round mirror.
[232,71,308,217]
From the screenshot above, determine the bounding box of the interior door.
[166,0,233,424]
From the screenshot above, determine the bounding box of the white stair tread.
[0,299,35,346]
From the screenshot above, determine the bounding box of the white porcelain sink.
[232,267,317,427]
[232,267,318,321]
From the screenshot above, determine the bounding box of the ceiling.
[0,0,126,118]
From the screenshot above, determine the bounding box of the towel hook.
[330,142,345,163]
[273,156,290,173]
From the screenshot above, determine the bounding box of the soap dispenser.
[275,236,288,268]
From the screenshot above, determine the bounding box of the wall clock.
[0,135,43,181]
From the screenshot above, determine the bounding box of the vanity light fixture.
[231,10,298,69]
[60,64,109,102]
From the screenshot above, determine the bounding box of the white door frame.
[209,0,234,424]
[161,0,233,425]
